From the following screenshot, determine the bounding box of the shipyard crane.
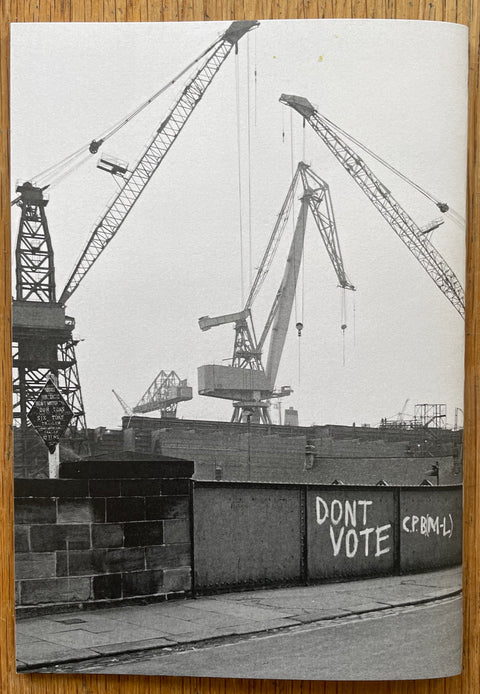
[12,21,256,469]
[280,95,465,319]
[113,371,192,418]
[59,21,258,305]
[133,370,193,417]
[112,389,133,416]
[198,162,354,424]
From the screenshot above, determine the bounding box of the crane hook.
[296,322,303,336]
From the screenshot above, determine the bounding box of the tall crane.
[12,21,256,471]
[198,162,354,424]
[280,94,465,319]
[59,21,258,305]
[133,370,193,417]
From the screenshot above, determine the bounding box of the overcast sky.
[10,19,468,429]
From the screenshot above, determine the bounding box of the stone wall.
[14,455,193,614]
[120,417,461,485]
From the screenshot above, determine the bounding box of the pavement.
[15,566,462,672]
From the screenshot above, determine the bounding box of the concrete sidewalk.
[15,566,462,671]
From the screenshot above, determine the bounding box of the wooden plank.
[0,1,477,692]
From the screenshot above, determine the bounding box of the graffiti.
[315,496,391,559]
[402,513,453,538]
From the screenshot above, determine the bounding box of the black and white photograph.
[10,18,467,680]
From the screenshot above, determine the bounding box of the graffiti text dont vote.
[315,496,391,559]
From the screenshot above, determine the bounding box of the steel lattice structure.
[13,22,257,471]
[198,162,354,424]
[133,370,192,416]
[12,184,89,470]
[280,94,465,318]
[60,21,258,305]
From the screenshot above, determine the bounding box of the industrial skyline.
[10,19,467,430]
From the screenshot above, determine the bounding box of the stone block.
[122,570,164,597]
[20,577,91,605]
[14,479,88,498]
[92,523,124,548]
[163,567,191,593]
[145,543,191,570]
[162,478,191,496]
[106,497,145,522]
[163,519,190,544]
[120,479,163,496]
[56,549,107,577]
[92,573,122,600]
[15,553,56,580]
[15,499,56,525]
[124,521,164,547]
[146,496,189,520]
[30,524,91,551]
[105,548,145,573]
[89,479,121,497]
[14,526,29,553]
[61,459,194,479]
[57,498,104,524]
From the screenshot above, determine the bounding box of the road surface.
[59,596,462,680]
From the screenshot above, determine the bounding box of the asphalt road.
[80,596,462,680]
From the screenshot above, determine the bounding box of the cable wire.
[318,110,463,219]
[235,49,245,306]
[12,37,221,203]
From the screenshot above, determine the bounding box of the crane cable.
[247,33,253,288]
[254,31,258,127]
[290,110,298,326]
[11,37,222,205]
[341,288,347,367]
[90,38,220,150]
[235,47,245,306]
[318,110,466,226]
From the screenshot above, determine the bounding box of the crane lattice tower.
[12,182,88,474]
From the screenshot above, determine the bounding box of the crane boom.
[265,198,308,386]
[280,94,465,318]
[59,21,258,305]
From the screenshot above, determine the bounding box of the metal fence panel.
[399,486,462,572]
[306,488,397,580]
[193,485,303,590]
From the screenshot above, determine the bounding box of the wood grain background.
[1,0,478,691]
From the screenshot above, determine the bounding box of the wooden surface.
[0,0,478,692]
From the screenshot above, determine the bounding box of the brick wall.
[14,455,194,613]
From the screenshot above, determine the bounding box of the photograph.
[10,18,467,680]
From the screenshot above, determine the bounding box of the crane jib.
[280,93,465,319]
[59,21,258,305]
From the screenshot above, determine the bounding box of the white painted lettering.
[427,516,439,535]
[359,527,374,556]
[357,500,373,525]
[330,499,343,526]
[329,526,344,556]
[344,500,357,528]
[375,524,391,557]
[345,529,359,558]
[316,496,329,525]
